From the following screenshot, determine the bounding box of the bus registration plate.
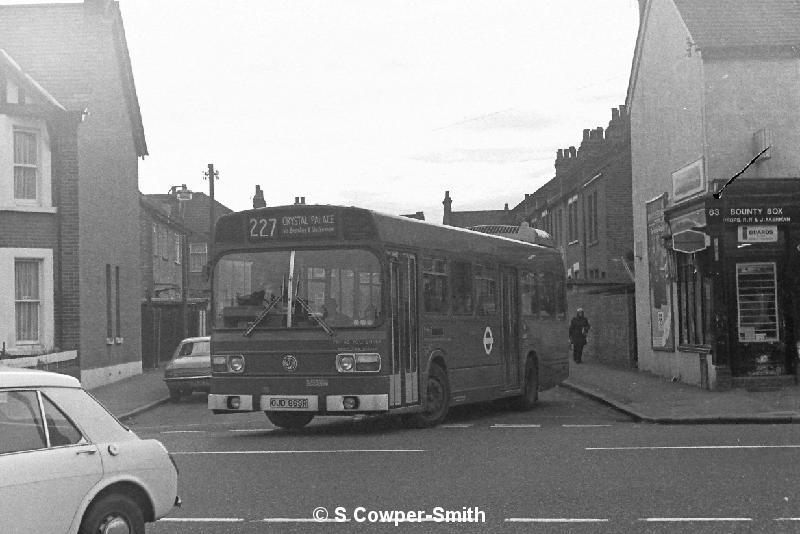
[270,397,308,409]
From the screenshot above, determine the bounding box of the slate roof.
[146,192,233,238]
[446,209,518,229]
[674,0,800,49]
[0,2,147,156]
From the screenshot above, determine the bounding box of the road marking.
[776,518,800,521]
[563,424,612,427]
[158,517,244,522]
[229,428,274,432]
[261,518,348,523]
[505,518,608,523]
[491,424,541,428]
[641,518,752,522]
[161,430,205,434]
[172,449,426,454]
[588,445,800,450]
[441,424,473,428]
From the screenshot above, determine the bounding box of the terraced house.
[0,0,147,387]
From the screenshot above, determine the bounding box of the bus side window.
[521,271,536,316]
[451,261,473,314]
[422,258,448,313]
[474,264,497,316]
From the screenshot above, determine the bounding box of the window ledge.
[0,205,57,214]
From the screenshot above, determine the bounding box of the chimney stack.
[253,185,266,208]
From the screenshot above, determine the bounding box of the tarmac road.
[127,387,800,534]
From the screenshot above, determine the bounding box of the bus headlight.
[355,353,381,372]
[229,355,245,373]
[337,354,355,372]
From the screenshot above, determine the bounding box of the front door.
[500,267,520,388]
[389,252,420,406]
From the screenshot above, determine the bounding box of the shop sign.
[672,229,710,253]
[707,204,799,225]
[738,225,778,243]
[672,158,705,202]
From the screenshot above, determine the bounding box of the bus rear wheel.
[406,364,449,428]
[514,359,539,410]
[266,412,314,429]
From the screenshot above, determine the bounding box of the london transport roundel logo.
[483,326,494,355]
[282,355,298,372]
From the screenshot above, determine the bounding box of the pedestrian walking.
[569,308,591,364]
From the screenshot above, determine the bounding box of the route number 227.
[249,217,277,238]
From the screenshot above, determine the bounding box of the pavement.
[87,359,800,423]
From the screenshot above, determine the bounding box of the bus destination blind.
[247,212,337,241]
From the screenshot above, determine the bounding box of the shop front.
[665,179,800,384]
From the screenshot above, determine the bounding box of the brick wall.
[567,285,637,368]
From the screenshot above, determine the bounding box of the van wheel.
[266,412,314,429]
[79,493,145,534]
[406,364,450,428]
[514,359,539,410]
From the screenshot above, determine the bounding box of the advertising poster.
[646,194,674,350]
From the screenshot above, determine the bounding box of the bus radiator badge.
[282,355,298,372]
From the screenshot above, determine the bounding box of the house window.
[14,260,40,343]
[174,233,182,265]
[13,130,38,202]
[567,195,578,243]
[587,191,598,243]
[115,266,121,339]
[105,264,113,341]
[676,253,713,345]
[189,243,207,273]
[152,224,158,257]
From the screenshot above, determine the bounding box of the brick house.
[0,0,147,387]
[441,106,636,367]
[629,0,800,389]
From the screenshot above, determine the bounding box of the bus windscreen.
[213,248,382,331]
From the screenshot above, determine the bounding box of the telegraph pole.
[203,163,219,334]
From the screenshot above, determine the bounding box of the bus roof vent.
[468,222,555,248]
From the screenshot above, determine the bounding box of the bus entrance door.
[389,252,420,407]
[501,267,521,389]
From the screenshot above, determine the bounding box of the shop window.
[450,261,473,314]
[736,262,778,342]
[422,257,447,313]
[676,253,713,346]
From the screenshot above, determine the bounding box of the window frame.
[189,243,208,273]
[14,258,41,344]
[12,128,39,205]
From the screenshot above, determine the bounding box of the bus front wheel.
[266,412,314,429]
[406,364,450,428]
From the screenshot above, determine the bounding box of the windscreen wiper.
[294,294,336,336]
[243,296,280,337]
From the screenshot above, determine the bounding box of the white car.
[0,366,180,534]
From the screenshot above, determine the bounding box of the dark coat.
[569,315,590,345]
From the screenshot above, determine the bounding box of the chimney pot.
[557,148,564,160]
[583,129,590,141]
[569,146,577,158]
[619,104,627,116]
[294,196,299,204]
[301,196,306,204]
[504,203,509,211]
[611,108,619,120]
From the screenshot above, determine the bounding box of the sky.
[16,0,643,222]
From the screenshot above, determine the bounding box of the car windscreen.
[177,340,210,357]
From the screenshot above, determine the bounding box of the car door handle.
[76,449,97,455]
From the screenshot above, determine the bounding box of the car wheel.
[266,412,314,429]
[513,359,539,411]
[168,387,182,402]
[405,364,449,428]
[79,493,145,534]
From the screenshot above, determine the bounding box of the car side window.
[40,394,83,447]
[0,391,47,454]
